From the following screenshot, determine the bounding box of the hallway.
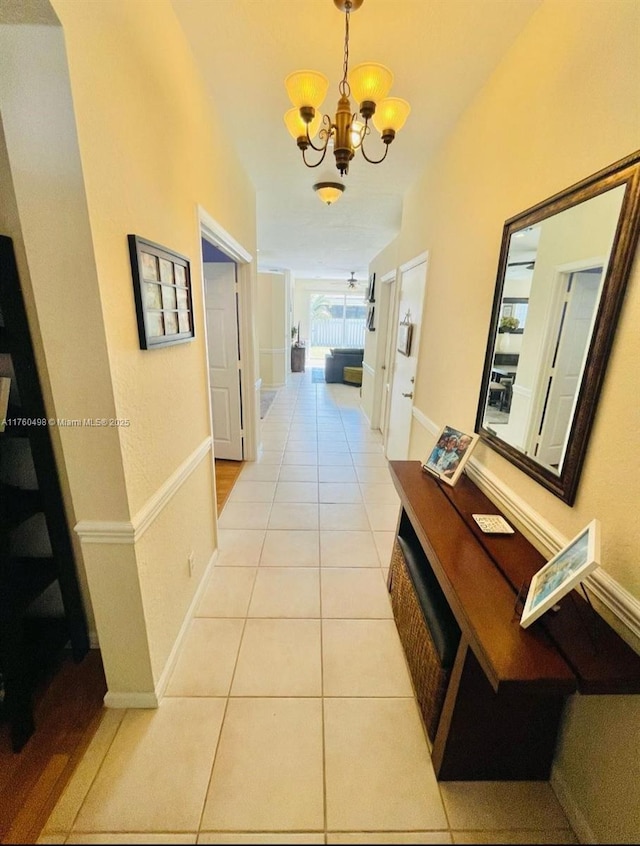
[39,373,575,844]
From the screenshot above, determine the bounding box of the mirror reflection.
[481,184,625,475]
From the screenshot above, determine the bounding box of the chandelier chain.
[338,6,351,98]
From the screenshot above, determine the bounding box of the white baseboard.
[102,548,217,709]
[152,547,217,703]
[551,765,597,844]
[104,690,159,708]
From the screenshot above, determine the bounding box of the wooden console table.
[388,460,640,780]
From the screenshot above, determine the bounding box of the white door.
[536,268,602,468]
[379,276,397,437]
[204,261,243,460]
[385,256,428,460]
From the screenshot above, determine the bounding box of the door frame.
[383,251,428,458]
[524,255,604,460]
[197,206,258,461]
[374,269,397,435]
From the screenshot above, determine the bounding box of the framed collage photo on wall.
[128,234,195,349]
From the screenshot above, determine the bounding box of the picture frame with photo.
[397,320,413,356]
[422,424,479,486]
[128,235,194,349]
[366,304,375,331]
[520,519,600,628]
[365,272,376,303]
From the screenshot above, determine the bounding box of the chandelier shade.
[284,107,321,141]
[348,62,393,108]
[371,97,411,137]
[284,70,329,111]
[313,181,345,205]
[284,0,410,177]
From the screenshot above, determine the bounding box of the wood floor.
[215,458,244,515]
[0,464,242,843]
[0,649,107,844]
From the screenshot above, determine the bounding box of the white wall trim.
[198,205,253,264]
[381,269,396,283]
[152,547,217,702]
[412,409,640,641]
[585,568,640,642]
[412,405,435,436]
[103,690,159,708]
[551,765,597,844]
[73,521,135,544]
[75,437,212,543]
[103,548,217,709]
[399,250,428,273]
[362,362,375,377]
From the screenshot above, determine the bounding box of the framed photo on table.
[520,519,600,628]
[422,424,479,486]
[128,234,194,349]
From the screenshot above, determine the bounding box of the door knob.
[402,391,413,398]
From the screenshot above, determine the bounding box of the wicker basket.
[388,539,451,741]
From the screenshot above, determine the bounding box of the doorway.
[384,253,428,460]
[198,208,257,512]
[534,266,603,469]
[202,245,244,461]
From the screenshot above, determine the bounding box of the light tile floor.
[40,374,577,845]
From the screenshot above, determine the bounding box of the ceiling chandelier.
[283,0,410,177]
[347,271,357,288]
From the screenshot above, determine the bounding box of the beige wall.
[368,0,640,840]
[257,272,287,387]
[1,0,256,698]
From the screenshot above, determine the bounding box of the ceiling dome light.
[313,181,345,205]
[283,0,410,176]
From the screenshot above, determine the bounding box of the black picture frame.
[365,272,376,303]
[366,304,375,331]
[128,234,195,350]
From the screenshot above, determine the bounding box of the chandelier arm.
[359,138,390,165]
[301,145,330,168]
[304,115,334,152]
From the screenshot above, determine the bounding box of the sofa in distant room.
[324,348,365,383]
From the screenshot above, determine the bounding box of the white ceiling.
[171,0,541,281]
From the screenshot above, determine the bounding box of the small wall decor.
[422,424,479,487]
[520,519,600,628]
[128,235,194,349]
[397,318,413,356]
[365,272,376,303]
[366,304,375,331]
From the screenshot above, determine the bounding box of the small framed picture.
[422,424,479,486]
[397,320,413,356]
[520,519,600,628]
[366,304,375,331]
[365,272,376,303]
[128,235,194,349]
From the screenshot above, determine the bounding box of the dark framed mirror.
[476,151,640,505]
